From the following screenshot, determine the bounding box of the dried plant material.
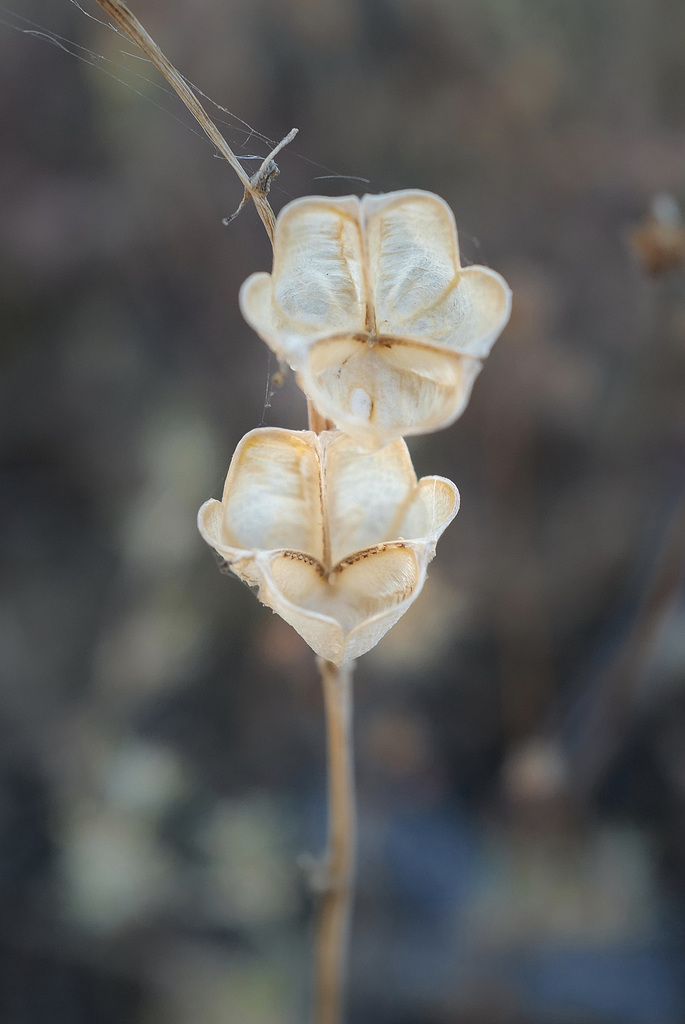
[629,194,685,276]
[95,0,297,243]
[198,428,459,664]
[240,190,511,446]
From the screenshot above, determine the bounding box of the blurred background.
[2,0,685,1021]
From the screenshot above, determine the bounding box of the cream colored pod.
[198,428,459,665]
[239,189,511,448]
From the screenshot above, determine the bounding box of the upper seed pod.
[198,428,458,665]
[240,189,511,448]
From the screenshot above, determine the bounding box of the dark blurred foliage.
[2,0,685,1021]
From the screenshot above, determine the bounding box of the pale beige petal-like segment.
[409,266,511,358]
[362,191,461,328]
[363,191,511,357]
[257,551,342,662]
[302,336,481,446]
[322,433,417,564]
[396,476,460,543]
[331,544,424,662]
[197,497,227,555]
[239,196,366,361]
[198,428,459,664]
[331,543,420,627]
[264,544,424,664]
[237,272,276,351]
[218,428,325,559]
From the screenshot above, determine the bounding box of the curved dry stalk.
[312,658,356,1024]
[94,0,297,244]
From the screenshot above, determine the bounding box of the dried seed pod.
[240,190,511,447]
[198,428,459,664]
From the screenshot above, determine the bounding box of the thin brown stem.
[307,398,334,434]
[312,658,356,1024]
[94,0,297,245]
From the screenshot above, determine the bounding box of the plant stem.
[312,658,356,1024]
[95,0,296,244]
[307,398,333,434]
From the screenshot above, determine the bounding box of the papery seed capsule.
[240,190,511,447]
[198,428,459,664]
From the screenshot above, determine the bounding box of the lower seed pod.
[198,428,459,664]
